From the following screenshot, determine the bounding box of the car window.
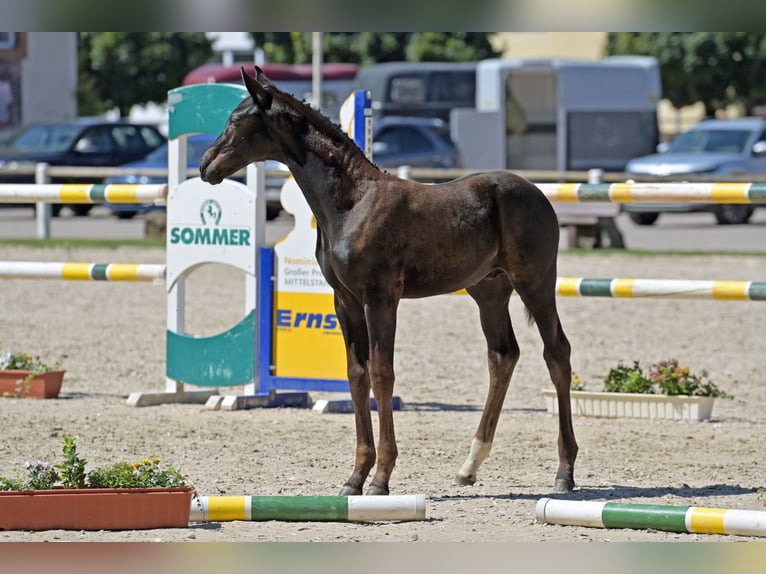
[375,126,432,154]
[668,128,751,154]
[138,126,165,148]
[76,126,114,153]
[111,125,149,152]
[9,125,80,152]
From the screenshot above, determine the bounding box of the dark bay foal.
[200,66,577,495]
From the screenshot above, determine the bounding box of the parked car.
[104,133,289,220]
[623,117,766,225]
[0,121,166,216]
[371,116,462,169]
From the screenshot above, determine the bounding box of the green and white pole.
[536,498,766,537]
[190,494,426,523]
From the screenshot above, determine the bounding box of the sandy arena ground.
[0,244,764,542]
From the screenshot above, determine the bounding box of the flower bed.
[0,436,193,530]
[543,358,731,421]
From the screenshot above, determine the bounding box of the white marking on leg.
[457,438,492,482]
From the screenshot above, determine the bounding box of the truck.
[450,56,661,173]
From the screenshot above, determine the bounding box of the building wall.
[0,32,77,139]
[492,32,607,61]
[21,33,78,125]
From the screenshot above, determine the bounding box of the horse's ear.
[254,65,276,88]
[241,66,273,110]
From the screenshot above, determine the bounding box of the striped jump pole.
[538,182,766,204]
[556,277,766,301]
[0,261,166,282]
[189,494,426,523]
[536,498,766,538]
[0,183,167,205]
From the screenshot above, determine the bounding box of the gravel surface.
[0,245,764,542]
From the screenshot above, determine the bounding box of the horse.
[200,66,578,496]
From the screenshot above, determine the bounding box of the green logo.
[200,199,222,225]
[169,198,251,247]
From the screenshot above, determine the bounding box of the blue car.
[104,133,289,220]
[371,117,462,169]
[624,118,766,225]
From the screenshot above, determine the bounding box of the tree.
[77,32,213,117]
[251,33,498,66]
[606,32,766,116]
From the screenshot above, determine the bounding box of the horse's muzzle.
[199,152,223,185]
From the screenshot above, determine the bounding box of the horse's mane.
[270,85,378,170]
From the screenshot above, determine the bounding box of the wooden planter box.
[0,370,64,399]
[0,487,193,531]
[542,390,716,421]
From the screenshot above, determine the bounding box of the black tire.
[628,212,659,226]
[114,210,138,220]
[70,204,94,217]
[714,204,753,225]
[266,204,282,221]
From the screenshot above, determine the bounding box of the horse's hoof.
[554,477,575,492]
[455,473,476,486]
[339,484,362,496]
[365,484,389,496]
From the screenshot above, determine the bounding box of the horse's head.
[200,66,282,185]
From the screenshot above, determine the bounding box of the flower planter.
[0,487,193,531]
[0,369,64,398]
[542,390,716,421]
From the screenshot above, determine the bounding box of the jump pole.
[190,494,426,522]
[0,261,165,282]
[536,498,766,538]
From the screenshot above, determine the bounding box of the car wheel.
[114,210,138,220]
[70,204,94,217]
[266,204,282,221]
[714,204,753,225]
[628,212,659,226]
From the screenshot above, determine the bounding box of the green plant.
[0,436,190,491]
[24,461,59,490]
[570,372,586,391]
[649,358,733,399]
[0,347,65,396]
[0,349,63,374]
[56,436,87,488]
[87,458,187,489]
[602,361,655,394]
[601,359,733,398]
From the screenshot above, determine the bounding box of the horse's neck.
[282,127,369,239]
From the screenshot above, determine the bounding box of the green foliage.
[56,436,87,488]
[606,32,766,116]
[602,361,655,394]
[0,476,23,491]
[87,458,187,489]
[0,348,62,374]
[77,32,214,117]
[648,358,733,399]
[0,436,190,491]
[251,32,499,66]
[602,359,733,398]
[23,461,59,490]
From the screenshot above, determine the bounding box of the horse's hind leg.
[456,274,519,486]
[516,281,577,492]
[334,293,376,496]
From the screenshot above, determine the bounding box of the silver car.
[623,117,766,225]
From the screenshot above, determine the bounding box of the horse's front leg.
[334,293,376,496]
[363,294,400,495]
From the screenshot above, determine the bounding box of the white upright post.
[165,136,188,393]
[34,162,51,239]
[243,161,266,396]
